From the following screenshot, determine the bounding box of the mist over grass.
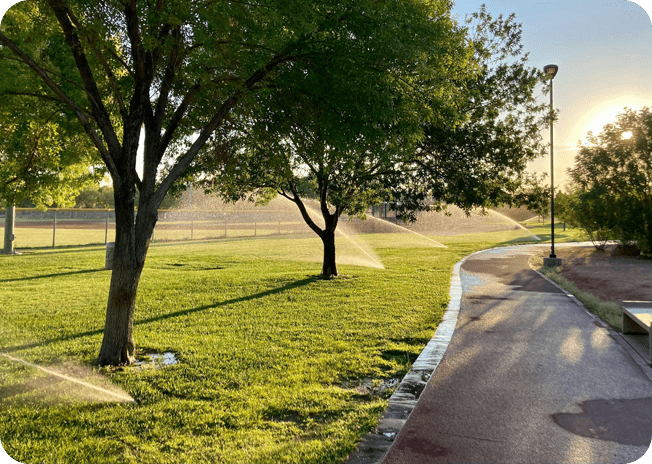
[0,226,584,463]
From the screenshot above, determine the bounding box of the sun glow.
[584,107,626,137]
[576,100,642,145]
[622,131,633,140]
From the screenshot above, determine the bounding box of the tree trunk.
[97,257,141,365]
[97,184,156,366]
[320,229,338,278]
[285,182,340,278]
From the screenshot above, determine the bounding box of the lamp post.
[543,64,562,267]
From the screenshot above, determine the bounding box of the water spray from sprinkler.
[293,198,386,269]
[1,352,134,403]
[365,215,447,248]
[488,210,540,241]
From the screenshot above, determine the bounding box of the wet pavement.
[350,245,652,464]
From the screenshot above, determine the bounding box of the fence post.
[189,184,194,241]
[52,210,57,248]
[3,205,15,254]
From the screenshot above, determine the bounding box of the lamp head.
[544,64,559,79]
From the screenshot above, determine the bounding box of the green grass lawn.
[0,225,585,464]
[520,221,588,244]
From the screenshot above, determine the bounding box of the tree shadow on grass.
[1,277,316,355]
[5,244,106,255]
[0,268,105,283]
[137,276,316,326]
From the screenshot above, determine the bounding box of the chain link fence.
[1,202,524,250]
[0,208,319,249]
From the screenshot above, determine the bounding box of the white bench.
[622,301,652,365]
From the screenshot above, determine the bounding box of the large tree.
[409,7,548,217]
[555,188,613,250]
[567,107,652,255]
[195,7,548,277]
[0,0,468,364]
[0,101,101,253]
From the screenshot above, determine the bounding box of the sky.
[451,0,652,187]
[1,0,651,188]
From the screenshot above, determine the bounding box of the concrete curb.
[345,256,467,464]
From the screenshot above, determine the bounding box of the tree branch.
[152,50,300,208]
[319,175,333,220]
[123,0,147,82]
[149,27,184,163]
[287,182,324,237]
[106,47,135,79]
[3,90,75,106]
[155,83,201,163]
[152,93,240,208]
[1,53,91,94]
[65,7,128,119]
[47,0,122,156]
[0,30,118,179]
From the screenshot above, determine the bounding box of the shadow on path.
[462,255,563,294]
[553,397,652,446]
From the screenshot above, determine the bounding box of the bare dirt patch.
[550,245,652,305]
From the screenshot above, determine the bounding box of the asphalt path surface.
[382,246,652,464]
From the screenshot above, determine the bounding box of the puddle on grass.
[133,352,178,370]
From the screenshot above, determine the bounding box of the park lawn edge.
[0,227,579,464]
[0,235,461,464]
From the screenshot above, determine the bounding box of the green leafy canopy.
[0,1,103,208]
[566,107,652,254]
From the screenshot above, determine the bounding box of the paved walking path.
[363,245,652,464]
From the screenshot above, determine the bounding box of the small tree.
[74,186,109,208]
[0,116,100,209]
[197,8,548,277]
[0,67,102,253]
[568,107,652,255]
[199,94,439,277]
[557,189,612,250]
